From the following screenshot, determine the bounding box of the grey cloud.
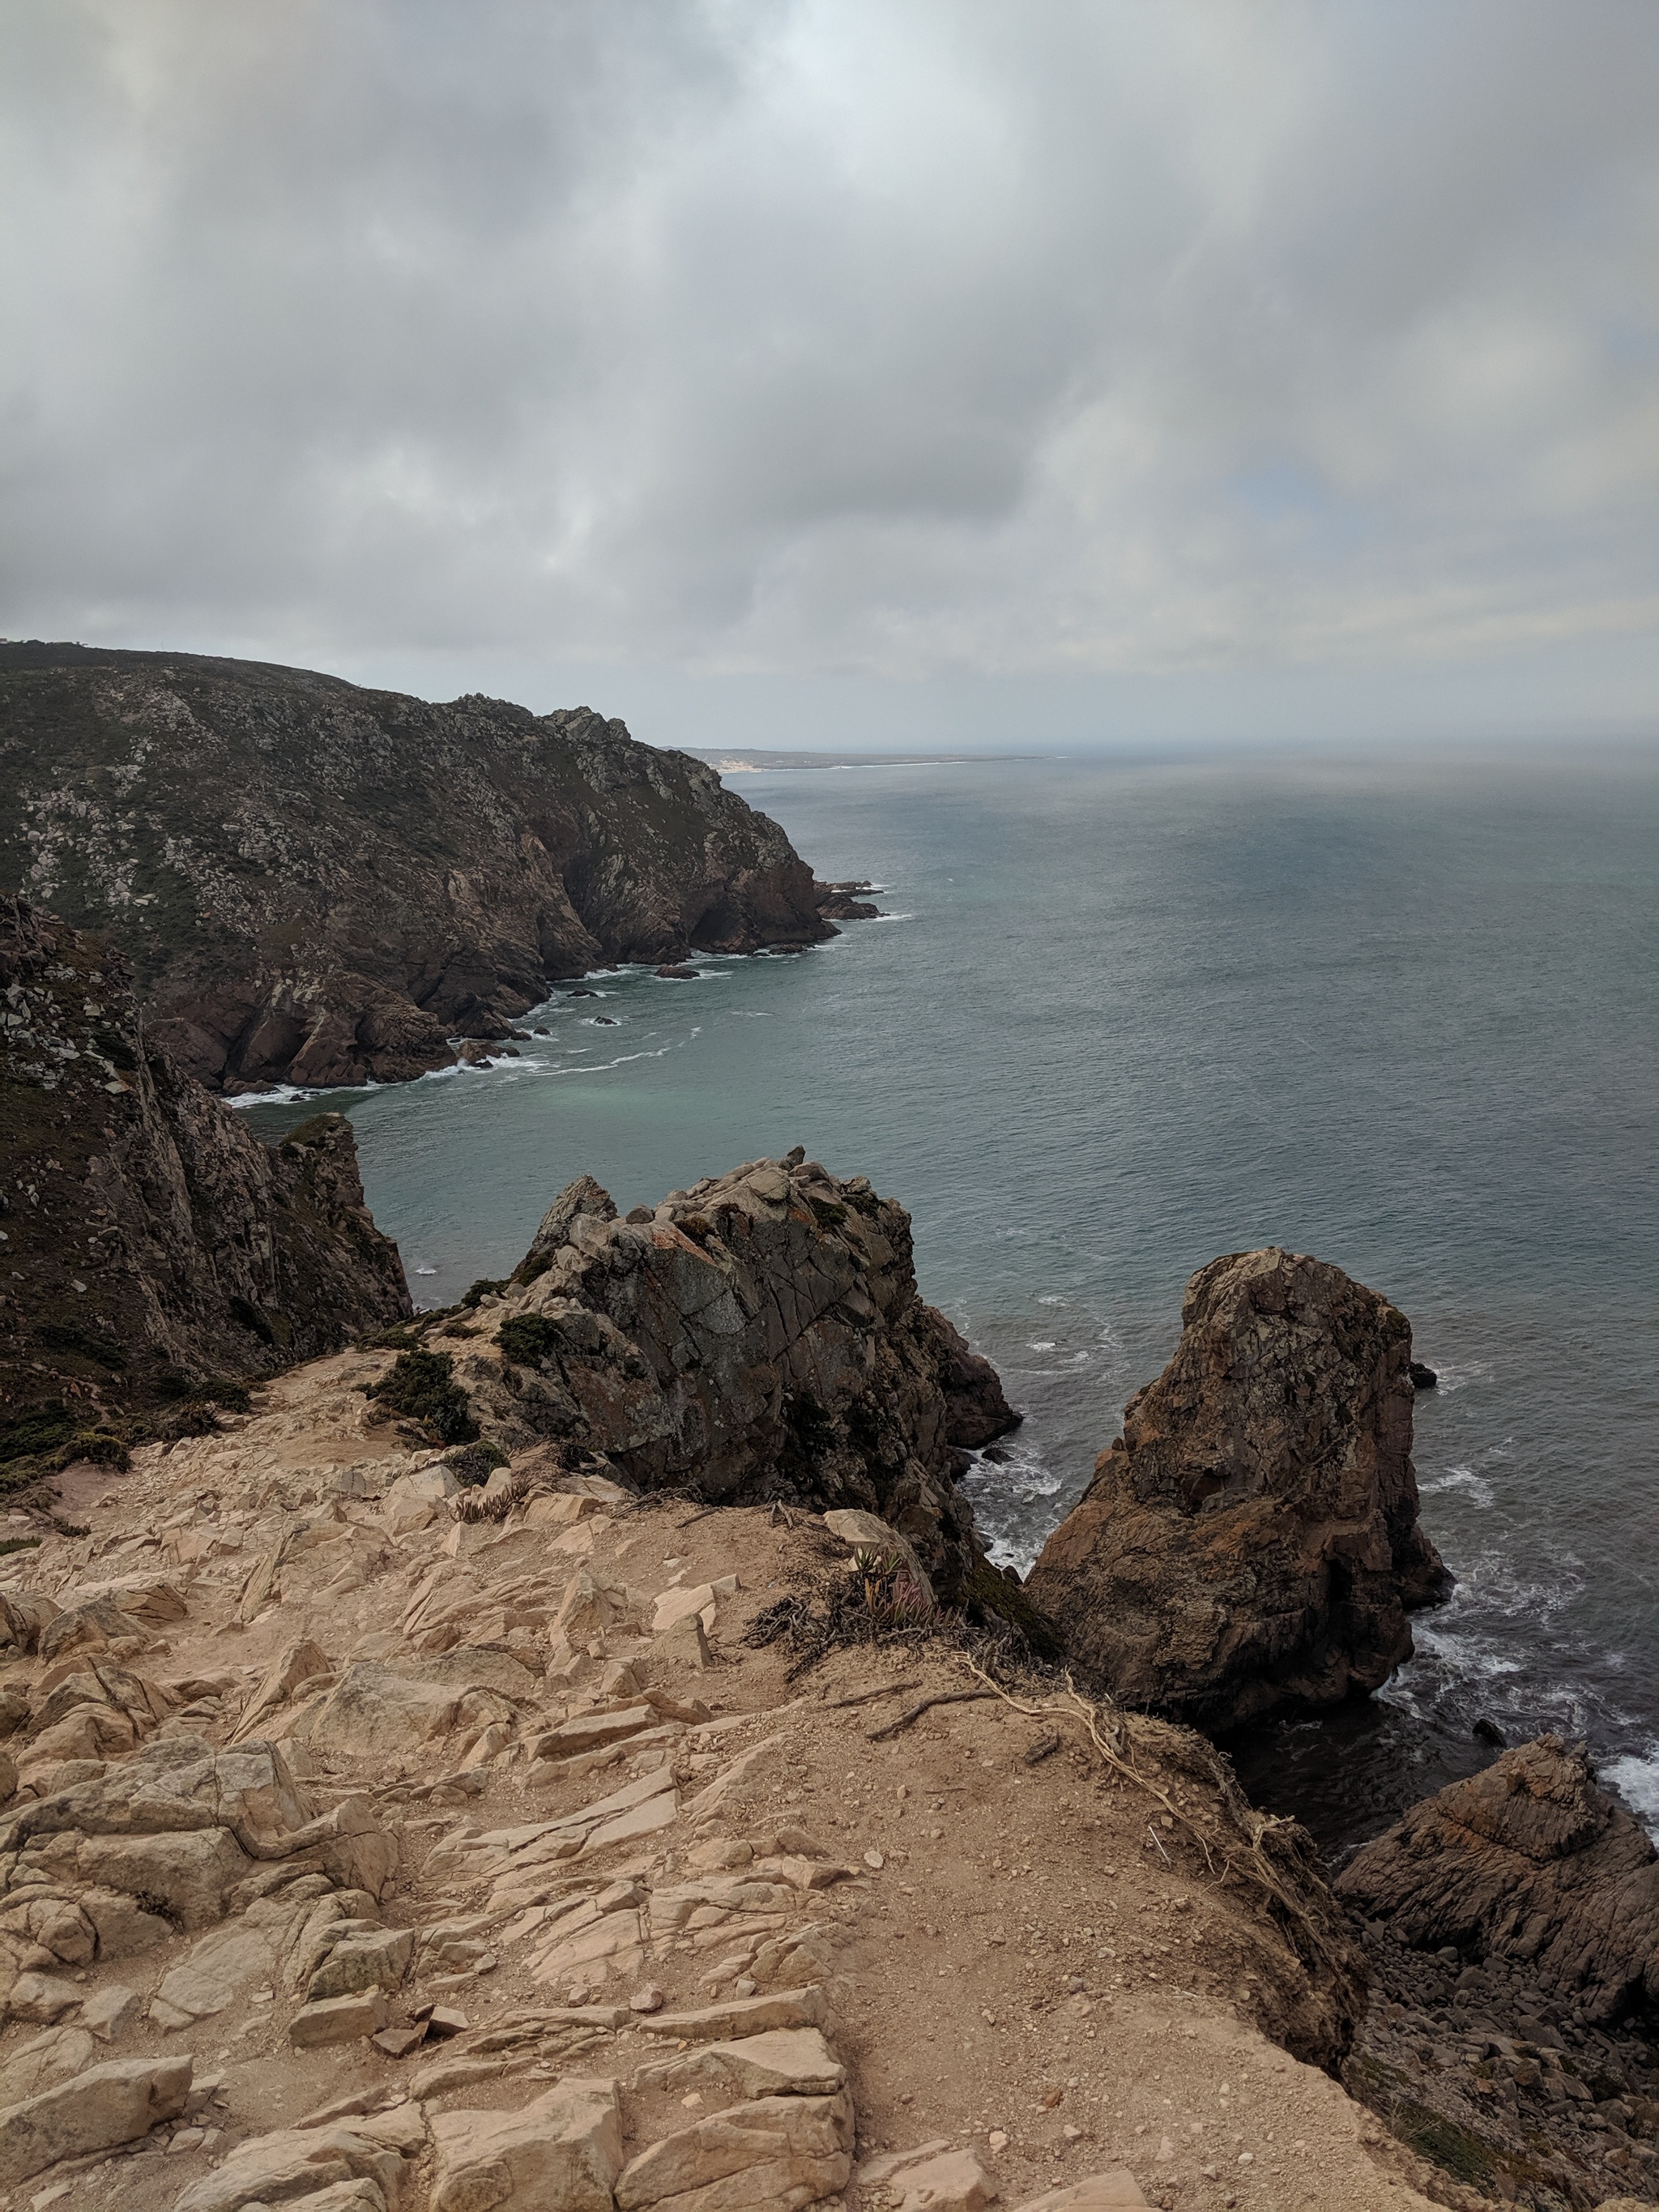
[2,0,1657,726]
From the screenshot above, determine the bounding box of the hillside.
[0,896,410,1483]
[0,644,836,1092]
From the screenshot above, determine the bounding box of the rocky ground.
[1337,1742,1659,2208]
[0,1346,1472,2212]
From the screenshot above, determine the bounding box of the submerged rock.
[1026,1247,1448,1732]
[1337,1733,1659,2026]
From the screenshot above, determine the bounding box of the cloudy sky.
[4,1,1657,749]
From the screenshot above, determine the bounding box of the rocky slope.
[371,1151,1026,1626]
[0,1351,1461,2212]
[1335,1738,1659,2205]
[1026,1249,1449,1732]
[0,897,410,1484]
[0,643,840,1093]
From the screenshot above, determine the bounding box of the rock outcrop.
[453,1151,1021,1616]
[1336,1739,1659,2205]
[1026,1248,1448,1732]
[1337,1736,1659,2027]
[0,643,840,1092]
[0,897,410,1478]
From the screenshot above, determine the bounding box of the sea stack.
[1026,1246,1448,1732]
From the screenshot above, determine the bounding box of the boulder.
[636,2027,846,2099]
[0,2052,192,2181]
[288,1989,390,2047]
[615,2087,854,2211]
[1026,1248,1448,1729]
[430,2077,625,2212]
[1336,1733,1659,2025]
[174,2112,422,2212]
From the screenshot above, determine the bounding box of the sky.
[3,0,1658,753]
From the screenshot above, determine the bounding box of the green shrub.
[496,1313,561,1366]
[366,1348,479,1445]
[460,1278,507,1309]
[446,1440,510,1488]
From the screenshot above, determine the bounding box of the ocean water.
[245,748,1659,1855]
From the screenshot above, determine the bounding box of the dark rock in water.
[926,1310,1020,1449]
[1473,1716,1508,1748]
[1337,1733,1659,2027]
[1409,1359,1439,1389]
[454,1155,1030,1629]
[592,1015,619,1027]
[455,1041,497,1066]
[0,897,409,1475]
[654,964,700,980]
[564,989,598,999]
[1026,1246,1448,1732]
[814,879,881,920]
[0,643,834,1091]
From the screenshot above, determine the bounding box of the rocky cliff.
[0,897,410,1483]
[403,1151,1026,1625]
[1336,1737,1659,2205]
[1026,1248,1448,1733]
[0,643,837,1093]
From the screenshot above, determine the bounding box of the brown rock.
[430,2078,624,2212]
[0,897,410,1455]
[615,2086,853,2210]
[1336,1733,1659,2025]
[288,1988,389,2046]
[1026,1247,1448,1730]
[0,2053,192,2182]
[471,1159,1023,1613]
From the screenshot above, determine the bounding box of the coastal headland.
[1,659,1653,2210]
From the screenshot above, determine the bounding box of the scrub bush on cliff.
[365,1348,479,1445]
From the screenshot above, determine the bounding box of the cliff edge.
[0,896,411,1484]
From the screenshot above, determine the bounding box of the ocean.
[243,746,1659,1857]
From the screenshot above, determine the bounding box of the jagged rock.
[0,2052,191,2181]
[174,2109,425,2212]
[636,2026,847,2099]
[430,2077,624,2212]
[616,2086,854,2211]
[637,1988,825,2041]
[1027,1247,1448,1729]
[1336,1734,1659,2025]
[0,644,834,1091]
[0,896,411,1459]
[469,1159,1019,1604]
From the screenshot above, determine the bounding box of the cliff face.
[0,897,410,1480]
[432,1152,1023,1620]
[1026,1248,1448,1732]
[0,643,834,1092]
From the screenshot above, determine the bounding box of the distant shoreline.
[683,746,1038,771]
